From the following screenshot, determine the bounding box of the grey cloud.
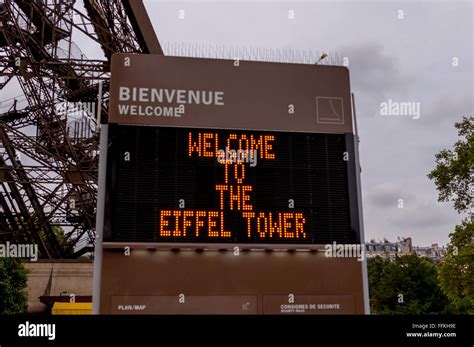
[340,42,414,119]
[388,202,459,231]
[343,43,404,97]
[366,183,416,208]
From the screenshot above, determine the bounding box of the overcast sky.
[143,0,473,246]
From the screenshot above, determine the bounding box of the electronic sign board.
[104,125,359,245]
[103,53,360,247]
[94,53,368,315]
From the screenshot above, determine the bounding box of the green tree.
[39,224,75,257]
[428,116,474,313]
[0,258,29,314]
[428,116,473,213]
[368,254,452,314]
[438,221,474,313]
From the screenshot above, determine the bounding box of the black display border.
[103,124,361,249]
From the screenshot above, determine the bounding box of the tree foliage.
[0,258,29,314]
[428,115,474,314]
[427,116,474,213]
[438,220,474,313]
[368,254,453,314]
[39,224,75,257]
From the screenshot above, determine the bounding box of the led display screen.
[104,124,359,244]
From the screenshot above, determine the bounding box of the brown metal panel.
[109,54,353,134]
[111,296,258,314]
[100,249,365,314]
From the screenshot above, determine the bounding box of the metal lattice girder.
[0,126,62,257]
[1,124,97,252]
[0,0,161,257]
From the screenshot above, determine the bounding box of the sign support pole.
[352,93,370,314]
[92,124,109,314]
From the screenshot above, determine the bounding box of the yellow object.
[51,302,92,315]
